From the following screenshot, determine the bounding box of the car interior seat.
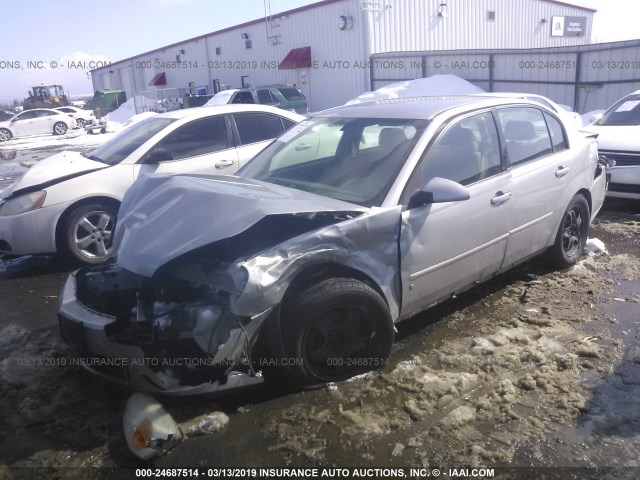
[423,126,482,186]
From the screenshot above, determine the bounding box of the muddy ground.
[0,201,638,480]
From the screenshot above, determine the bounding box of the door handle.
[491,191,512,206]
[295,143,312,151]
[215,159,236,169]
[555,166,570,178]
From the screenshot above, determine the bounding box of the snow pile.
[581,109,605,126]
[180,411,229,437]
[346,75,485,105]
[204,90,237,106]
[105,96,157,125]
[584,238,608,256]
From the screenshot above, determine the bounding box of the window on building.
[245,40,252,50]
[496,107,553,166]
[233,113,284,145]
[215,47,221,55]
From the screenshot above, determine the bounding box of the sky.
[0,0,638,104]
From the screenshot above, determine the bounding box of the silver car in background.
[58,96,607,395]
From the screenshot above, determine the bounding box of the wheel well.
[280,262,388,308]
[577,189,592,214]
[55,197,120,250]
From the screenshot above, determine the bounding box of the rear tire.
[60,203,117,265]
[549,195,590,268]
[279,278,394,388]
[53,122,68,135]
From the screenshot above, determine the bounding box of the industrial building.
[91,0,597,111]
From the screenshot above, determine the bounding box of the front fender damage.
[71,174,402,393]
[229,206,403,321]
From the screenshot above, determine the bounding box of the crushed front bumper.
[58,271,264,395]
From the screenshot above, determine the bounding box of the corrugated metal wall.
[366,0,594,53]
[92,0,367,112]
[370,39,640,113]
[91,0,598,111]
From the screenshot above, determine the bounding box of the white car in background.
[0,104,303,264]
[54,106,95,128]
[584,90,640,200]
[0,108,75,141]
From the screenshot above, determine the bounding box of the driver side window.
[421,112,502,187]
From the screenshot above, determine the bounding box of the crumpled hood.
[114,173,368,277]
[584,124,640,151]
[1,151,106,198]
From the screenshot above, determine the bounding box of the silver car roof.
[315,96,542,120]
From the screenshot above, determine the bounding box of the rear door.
[400,111,511,318]
[230,112,294,169]
[36,110,60,134]
[494,107,572,268]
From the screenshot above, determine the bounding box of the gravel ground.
[0,202,638,480]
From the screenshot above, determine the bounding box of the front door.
[400,111,511,319]
[136,114,240,176]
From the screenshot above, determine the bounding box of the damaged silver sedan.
[58,97,607,394]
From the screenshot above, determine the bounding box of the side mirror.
[144,148,174,163]
[408,177,470,209]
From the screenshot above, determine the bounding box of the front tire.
[76,118,85,128]
[0,128,12,142]
[53,122,68,135]
[549,195,590,268]
[61,203,117,265]
[280,278,394,388]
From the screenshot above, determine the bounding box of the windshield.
[84,117,176,165]
[239,116,428,207]
[596,93,640,126]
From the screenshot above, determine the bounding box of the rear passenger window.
[496,108,553,166]
[544,113,568,152]
[234,113,284,144]
[257,89,276,104]
[277,87,305,101]
[422,112,502,186]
